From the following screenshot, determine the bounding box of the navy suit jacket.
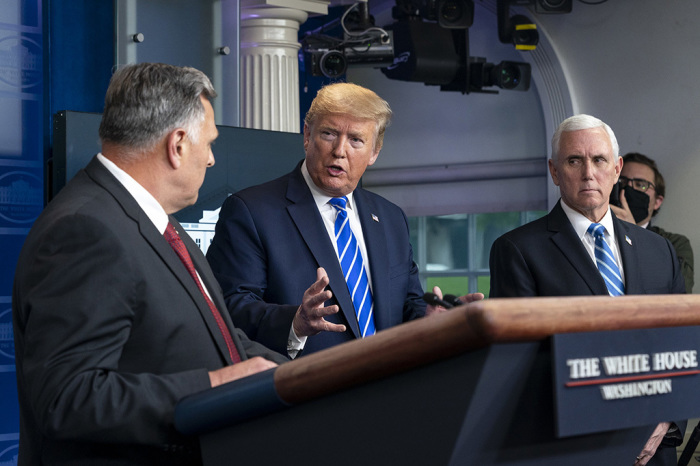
[12,157,286,466]
[488,200,685,466]
[206,162,426,356]
[489,201,685,298]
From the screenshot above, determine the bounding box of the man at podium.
[488,114,685,465]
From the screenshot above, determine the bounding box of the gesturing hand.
[292,267,347,337]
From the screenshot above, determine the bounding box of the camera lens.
[436,0,473,28]
[514,29,538,46]
[542,0,567,7]
[320,50,347,78]
[537,0,572,13]
[440,0,464,23]
[494,63,521,90]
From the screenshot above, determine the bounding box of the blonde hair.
[304,82,392,150]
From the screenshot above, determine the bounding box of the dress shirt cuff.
[287,325,307,359]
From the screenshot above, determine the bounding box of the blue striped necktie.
[587,223,625,296]
[329,197,376,337]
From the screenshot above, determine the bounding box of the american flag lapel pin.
[372,214,379,222]
[625,235,632,245]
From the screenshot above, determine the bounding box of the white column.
[239,7,309,133]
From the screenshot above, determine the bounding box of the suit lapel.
[354,189,390,331]
[613,215,640,294]
[548,202,609,295]
[167,217,238,363]
[84,158,235,363]
[285,168,362,338]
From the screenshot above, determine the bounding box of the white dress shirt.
[560,200,626,285]
[97,153,213,299]
[286,162,376,358]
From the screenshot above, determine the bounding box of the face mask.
[621,185,651,223]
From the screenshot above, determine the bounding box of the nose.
[332,135,348,158]
[581,159,594,179]
[208,150,215,167]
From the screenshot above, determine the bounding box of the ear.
[548,159,560,186]
[614,156,623,181]
[368,147,380,167]
[166,129,187,169]
[653,194,664,211]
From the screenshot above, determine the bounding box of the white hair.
[551,114,619,161]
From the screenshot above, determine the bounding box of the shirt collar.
[301,160,355,211]
[97,153,169,234]
[560,199,616,240]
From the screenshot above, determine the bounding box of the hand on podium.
[209,357,279,388]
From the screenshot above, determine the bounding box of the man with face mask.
[611,152,694,293]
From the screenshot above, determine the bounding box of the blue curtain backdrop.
[0,0,42,461]
[0,0,112,460]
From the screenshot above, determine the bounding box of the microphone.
[443,294,463,307]
[422,292,455,309]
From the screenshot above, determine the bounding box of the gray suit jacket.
[12,156,286,465]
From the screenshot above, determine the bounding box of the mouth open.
[328,165,345,176]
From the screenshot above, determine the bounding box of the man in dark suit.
[12,63,287,466]
[488,114,685,466]
[206,82,482,358]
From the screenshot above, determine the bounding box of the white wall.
[350,0,700,289]
[535,0,700,292]
[350,2,548,167]
[348,2,550,216]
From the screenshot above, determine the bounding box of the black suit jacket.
[206,162,426,356]
[12,156,287,465]
[489,201,685,298]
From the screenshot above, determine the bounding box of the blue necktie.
[329,197,376,337]
[587,223,625,296]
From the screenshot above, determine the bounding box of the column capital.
[241,0,329,16]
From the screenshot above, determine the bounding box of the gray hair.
[551,114,619,161]
[99,62,217,153]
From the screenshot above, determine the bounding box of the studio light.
[311,50,347,78]
[301,2,394,79]
[381,20,460,85]
[302,0,544,95]
[434,0,474,29]
[497,0,539,50]
[510,15,539,51]
[468,57,531,92]
[535,0,572,13]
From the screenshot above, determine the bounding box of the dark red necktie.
[164,223,241,363]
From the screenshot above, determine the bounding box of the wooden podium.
[175,295,700,465]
